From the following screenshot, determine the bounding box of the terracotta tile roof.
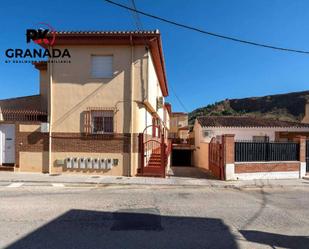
[197,116,309,128]
[171,112,188,116]
[54,30,160,35]
[178,125,190,130]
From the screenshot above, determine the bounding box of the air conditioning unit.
[65,157,73,169]
[40,123,49,133]
[156,97,163,109]
[202,130,212,138]
[99,159,106,169]
[92,158,99,169]
[86,158,92,169]
[79,158,86,169]
[106,159,112,170]
[72,157,79,168]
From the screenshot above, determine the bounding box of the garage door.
[172,149,191,167]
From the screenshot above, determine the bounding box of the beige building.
[169,112,189,140]
[0,30,171,177]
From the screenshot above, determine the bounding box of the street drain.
[111,208,162,231]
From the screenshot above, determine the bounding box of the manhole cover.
[111,208,162,231]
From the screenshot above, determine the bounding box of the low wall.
[234,161,300,180]
[15,123,137,175]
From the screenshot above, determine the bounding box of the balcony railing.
[0,109,47,122]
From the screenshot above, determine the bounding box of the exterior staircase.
[142,153,165,177]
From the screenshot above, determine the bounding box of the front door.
[0,124,15,165]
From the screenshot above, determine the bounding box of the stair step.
[137,173,164,177]
[148,162,162,165]
[0,166,14,172]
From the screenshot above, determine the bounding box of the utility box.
[106,159,112,170]
[55,159,64,167]
[79,158,86,169]
[86,158,92,169]
[92,158,99,169]
[65,157,73,169]
[99,159,106,169]
[40,122,49,133]
[73,157,79,168]
[113,159,119,166]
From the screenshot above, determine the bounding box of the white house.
[193,116,309,171]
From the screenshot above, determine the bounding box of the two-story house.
[169,112,189,140]
[0,30,171,177]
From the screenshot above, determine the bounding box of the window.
[252,136,269,142]
[91,55,113,78]
[91,111,114,134]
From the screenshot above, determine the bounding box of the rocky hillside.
[189,90,309,124]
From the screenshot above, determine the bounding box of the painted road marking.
[7,183,24,188]
[52,183,65,187]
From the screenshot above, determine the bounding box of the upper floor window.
[91,55,113,78]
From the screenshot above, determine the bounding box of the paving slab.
[0,171,308,189]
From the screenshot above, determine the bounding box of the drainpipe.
[129,35,134,177]
[48,55,53,174]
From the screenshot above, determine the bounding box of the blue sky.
[0,0,309,112]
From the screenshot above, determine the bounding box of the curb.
[0,179,307,189]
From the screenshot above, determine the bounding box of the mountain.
[188,90,309,124]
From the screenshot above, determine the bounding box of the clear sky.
[0,0,309,112]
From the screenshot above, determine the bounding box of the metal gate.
[139,125,166,177]
[306,140,309,172]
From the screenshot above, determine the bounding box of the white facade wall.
[135,50,165,135]
[147,52,165,123]
[234,171,299,180]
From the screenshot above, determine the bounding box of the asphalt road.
[0,184,308,249]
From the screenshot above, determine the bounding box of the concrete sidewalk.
[0,172,308,189]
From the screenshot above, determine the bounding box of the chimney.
[302,100,309,123]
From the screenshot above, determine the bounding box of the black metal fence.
[235,141,300,162]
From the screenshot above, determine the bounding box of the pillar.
[222,134,236,180]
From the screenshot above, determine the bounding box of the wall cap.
[235,161,299,164]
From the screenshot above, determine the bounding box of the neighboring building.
[169,112,189,140]
[0,30,171,176]
[193,116,309,170]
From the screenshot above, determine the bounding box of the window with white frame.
[91,111,114,134]
[91,55,113,78]
[252,136,269,142]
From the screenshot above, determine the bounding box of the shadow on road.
[239,230,309,249]
[6,208,238,249]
